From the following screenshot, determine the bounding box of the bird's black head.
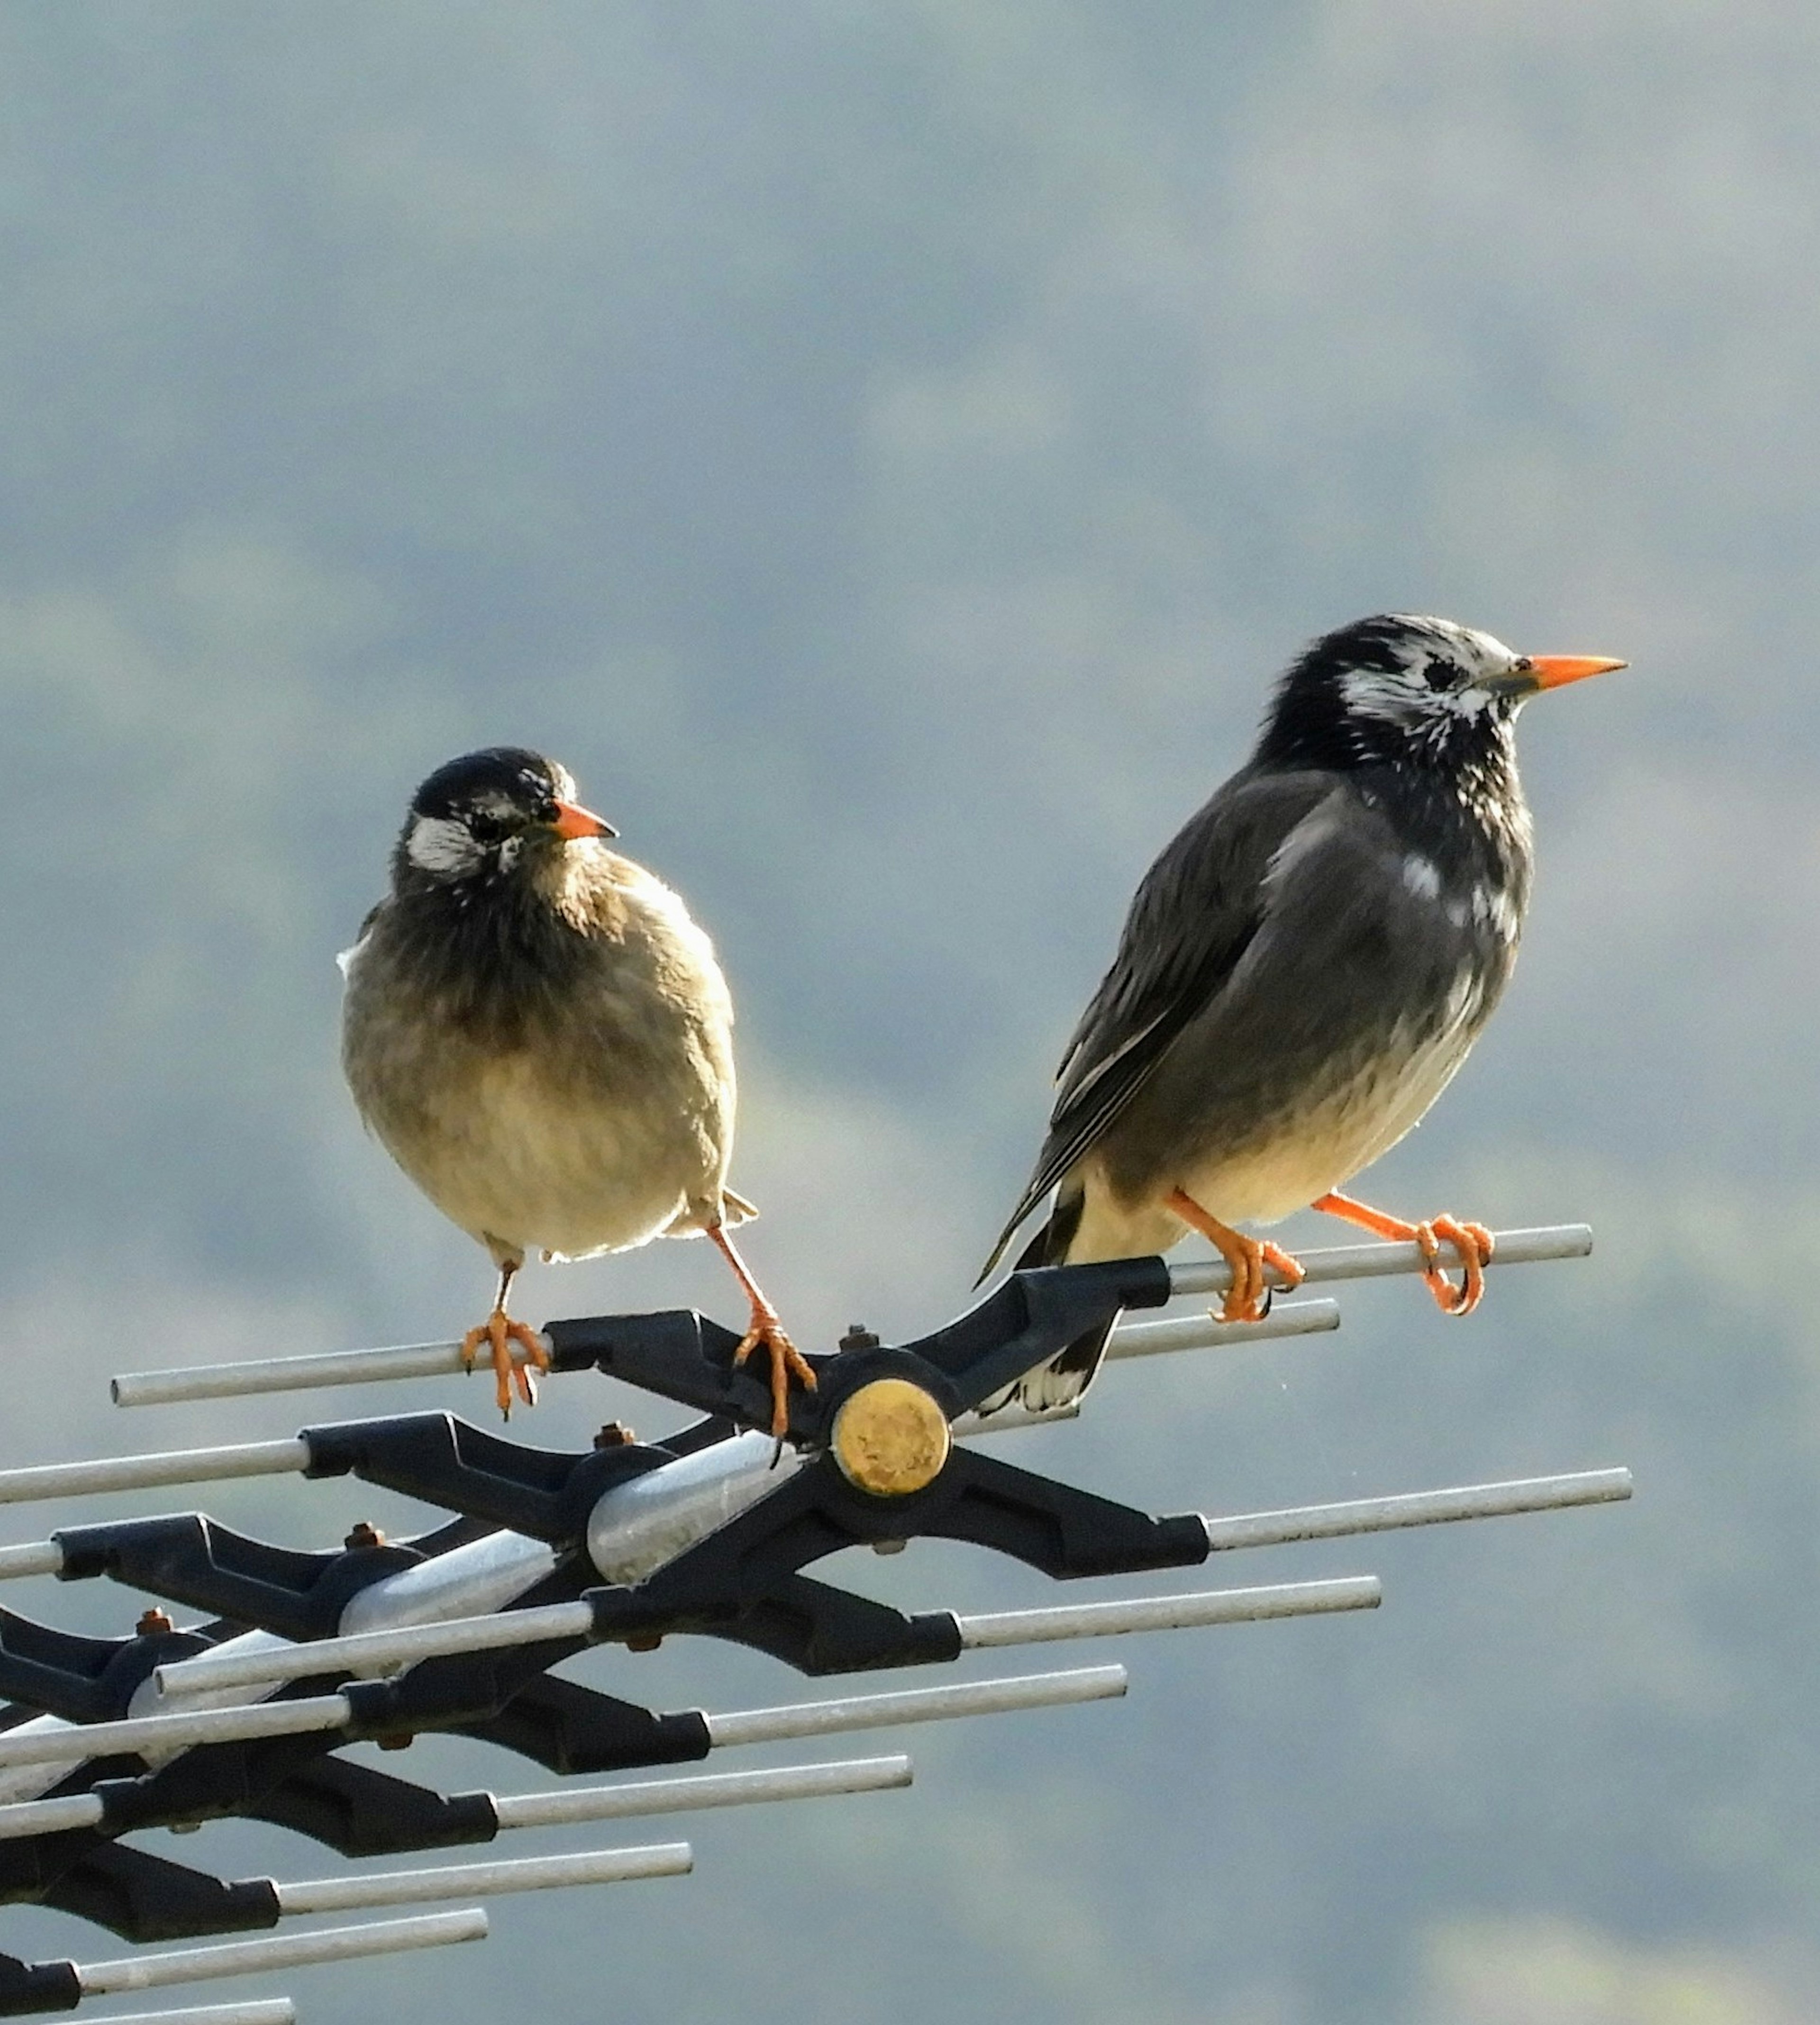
[1252,614,1623,781]
[395,746,616,889]
[1253,616,1535,777]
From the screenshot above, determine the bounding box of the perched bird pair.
[341,613,1621,1437]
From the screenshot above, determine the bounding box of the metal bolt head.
[593,1422,638,1449]
[344,1522,386,1551]
[136,1607,174,1638]
[839,1323,881,1351]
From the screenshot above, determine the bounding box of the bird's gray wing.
[981,767,1342,1276]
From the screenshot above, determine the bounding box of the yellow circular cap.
[830,1378,952,1498]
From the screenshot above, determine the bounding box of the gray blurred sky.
[3,6,1819,2022]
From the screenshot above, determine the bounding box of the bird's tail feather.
[974,1191,1117,1417]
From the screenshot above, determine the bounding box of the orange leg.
[1164,1189,1306,1324]
[709,1223,817,1441]
[1312,1191,1494,1316]
[460,1262,551,1418]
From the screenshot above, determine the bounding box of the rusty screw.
[136,1607,173,1637]
[344,1522,386,1551]
[593,1422,638,1450]
[626,1632,663,1653]
[838,1323,880,1351]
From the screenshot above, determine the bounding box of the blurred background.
[2,3,1817,2020]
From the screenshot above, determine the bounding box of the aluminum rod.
[491,1753,913,1832]
[0,1791,105,1840]
[705,1664,1126,1747]
[0,1693,350,1772]
[274,1843,691,1915]
[1201,1466,1633,1553]
[85,2006,297,2025]
[956,1576,1381,1648]
[0,1539,62,1580]
[1168,1222,1592,1299]
[0,1755,914,1848]
[1105,1299,1341,1360]
[0,1438,309,1508]
[112,1338,551,1410]
[78,1909,488,1996]
[156,1602,595,1698]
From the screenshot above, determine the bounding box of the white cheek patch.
[407,814,483,876]
[1401,854,1442,901]
[499,836,523,871]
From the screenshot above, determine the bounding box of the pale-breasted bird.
[340,747,813,1434]
[980,614,1625,1417]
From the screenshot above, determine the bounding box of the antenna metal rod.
[110,1296,1338,1413]
[491,1753,912,1832]
[163,1564,1383,1700]
[0,1539,63,1580]
[0,1438,310,1507]
[704,1664,1126,1747]
[111,1339,553,1410]
[956,1576,1380,1647]
[1169,1222,1592,1299]
[273,1843,690,1915]
[78,2006,297,2025]
[0,1693,351,1772]
[1106,1300,1340,1360]
[78,1909,488,1997]
[156,1602,596,1698]
[0,1666,1116,1789]
[1201,1466,1633,1552]
[0,1754,916,1846]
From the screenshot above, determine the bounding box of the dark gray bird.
[340,747,813,1432]
[980,614,1625,1416]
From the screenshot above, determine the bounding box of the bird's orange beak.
[551,799,617,840]
[1525,654,1628,691]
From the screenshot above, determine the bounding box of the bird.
[978,613,1625,1417]
[339,746,814,1435]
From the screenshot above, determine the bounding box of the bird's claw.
[1214,1236,1306,1324]
[461,1310,551,1418]
[1414,1217,1494,1316]
[732,1309,817,1442]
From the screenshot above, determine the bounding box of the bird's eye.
[535,799,559,825]
[1511,655,1534,674]
[1424,662,1454,691]
[466,810,508,846]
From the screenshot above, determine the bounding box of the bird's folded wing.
[980,768,1343,1278]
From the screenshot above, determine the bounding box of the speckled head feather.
[1254,614,1532,776]
[395,747,580,889]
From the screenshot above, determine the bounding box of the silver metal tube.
[83,2005,298,2025]
[0,1539,62,1581]
[705,1664,1126,1748]
[1201,1466,1633,1552]
[0,1791,105,1840]
[491,1753,912,1832]
[956,1575,1381,1648]
[274,1843,691,1915]
[1105,1299,1341,1360]
[155,1604,593,1698]
[1168,1222,1592,1299]
[78,1909,488,1996]
[112,1339,550,1410]
[586,1431,804,1584]
[0,1693,350,1772]
[0,1438,309,1508]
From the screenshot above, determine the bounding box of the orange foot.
[732,1306,819,1441]
[1312,1192,1495,1316]
[1165,1189,1307,1323]
[461,1309,551,1417]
